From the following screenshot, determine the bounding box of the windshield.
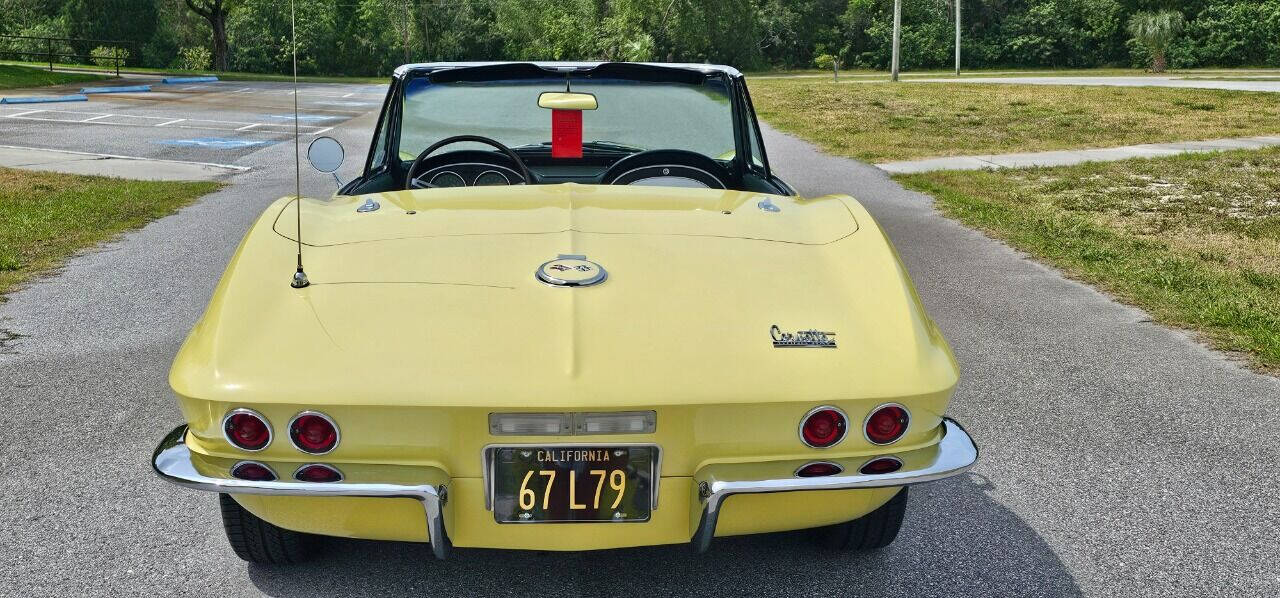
[398,75,736,160]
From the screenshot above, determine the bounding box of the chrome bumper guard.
[152,425,452,560]
[691,417,978,553]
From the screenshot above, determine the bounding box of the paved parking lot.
[0,77,384,167]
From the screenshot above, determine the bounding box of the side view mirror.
[307,136,345,190]
[307,136,345,173]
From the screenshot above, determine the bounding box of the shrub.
[1182,1,1280,67]
[814,53,837,70]
[89,46,129,68]
[175,46,213,71]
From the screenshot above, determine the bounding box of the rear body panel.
[169,183,961,548]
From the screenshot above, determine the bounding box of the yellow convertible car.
[152,61,977,563]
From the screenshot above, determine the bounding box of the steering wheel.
[405,135,532,190]
[600,149,733,189]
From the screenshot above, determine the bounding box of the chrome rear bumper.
[690,417,978,552]
[154,418,976,558]
[152,426,451,559]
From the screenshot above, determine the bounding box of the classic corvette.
[152,61,978,563]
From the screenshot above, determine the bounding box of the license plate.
[490,446,657,523]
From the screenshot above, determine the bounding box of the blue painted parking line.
[81,85,152,94]
[155,138,274,149]
[162,76,220,84]
[0,94,89,104]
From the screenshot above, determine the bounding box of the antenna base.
[291,269,310,289]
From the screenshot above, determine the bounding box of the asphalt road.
[1,78,1278,597]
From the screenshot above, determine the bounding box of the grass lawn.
[897,148,1280,372]
[0,168,219,300]
[750,79,1280,162]
[0,64,111,90]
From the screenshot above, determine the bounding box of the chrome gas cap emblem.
[536,254,608,288]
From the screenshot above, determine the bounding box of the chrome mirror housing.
[307,136,345,173]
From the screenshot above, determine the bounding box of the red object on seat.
[551,109,583,158]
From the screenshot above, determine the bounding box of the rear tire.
[219,493,319,564]
[814,487,909,551]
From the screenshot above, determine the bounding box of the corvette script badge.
[771,325,837,348]
[536,255,608,288]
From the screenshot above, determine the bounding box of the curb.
[0,144,252,175]
[162,76,219,84]
[0,94,89,104]
[81,85,152,94]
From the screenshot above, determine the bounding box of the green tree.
[1127,9,1184,72]
[61,0,157,65]
[185,0,240,70]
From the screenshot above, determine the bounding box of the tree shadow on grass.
[248,474,1080,597]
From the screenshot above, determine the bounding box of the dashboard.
[417,162,524,188]
[403,148,729,190]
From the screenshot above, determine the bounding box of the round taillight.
[223,409,271,451]
[864,404,910,445]
[294,464,343,483]
[288,412,339,455]
[231,461,277,482]
[799,406,848,448]
[795,461,844,478]
[859,457,903,475]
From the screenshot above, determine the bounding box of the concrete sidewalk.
[905,75,1280,93]
[876,135,1280,174]
[0,144,248,180]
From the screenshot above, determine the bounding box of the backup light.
[489,413,572,436]
[576,412,657,435]
[488,412,657,436]
[223,409,271,452]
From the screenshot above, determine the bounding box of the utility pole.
[891,0,902,81]
[955,0,961,76]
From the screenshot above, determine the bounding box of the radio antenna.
[288,0,309,289]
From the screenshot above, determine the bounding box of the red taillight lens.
[224,410,271,451]
[289,412,338,454]
[231,461,277,481]
[864,404,909,445]
[795,462,844,478]
[800,407,848,448]
[294,464,343,483]
[859,457,903,475]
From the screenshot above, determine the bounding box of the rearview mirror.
[307,136,345,174]
[538,92,598,111]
